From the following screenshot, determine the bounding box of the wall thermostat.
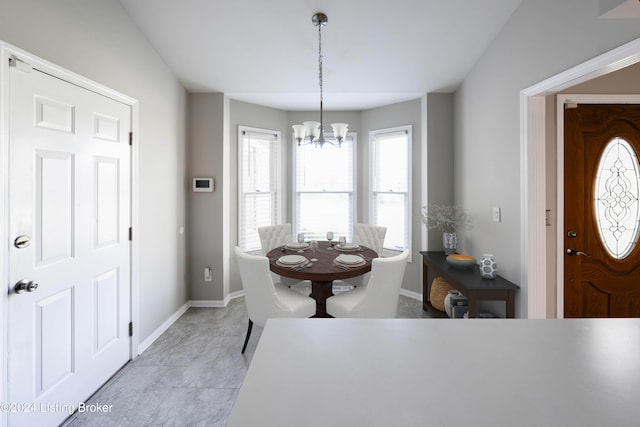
[193,177,214,192]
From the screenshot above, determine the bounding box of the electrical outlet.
[204,267,212,282]
[492,207,501,223]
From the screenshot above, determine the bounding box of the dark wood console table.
[421,251,519,318]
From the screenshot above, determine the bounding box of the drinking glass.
[326,231,334,249]
[338,236,346,248]
[310,240,318,261]
[297,233,305,244]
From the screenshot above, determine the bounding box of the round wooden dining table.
[267,241,377,317]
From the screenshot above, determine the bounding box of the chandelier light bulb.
[292,124,306,143]
[331,123,348,144]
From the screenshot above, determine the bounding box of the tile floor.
[62,294,430,426]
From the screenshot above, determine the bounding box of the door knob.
[566,248,590,257]
[14,280,39,294]
[14,235,32,249]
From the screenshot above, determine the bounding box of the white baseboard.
[137,291,247,355]
[189,290,245,307]
[189,298,229,308]
[400,288,422,301]
[137,302,190,355]
[229,290,245,300]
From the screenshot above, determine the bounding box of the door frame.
[521,36,640,318]
[555,95,640,318]
[0,41,140,421]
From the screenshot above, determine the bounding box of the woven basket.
[430,276,453,312]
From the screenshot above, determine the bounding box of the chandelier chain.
[318,20,323,106]
[317,20,324,139]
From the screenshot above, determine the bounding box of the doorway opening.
[522,37,640,318]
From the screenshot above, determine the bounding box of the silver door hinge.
[564,102,578,109]
[128,322,133,337]
[128,227,132,241]
[129,132,133,146]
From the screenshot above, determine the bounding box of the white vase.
[442,232,457,255]
[480,254,497,279]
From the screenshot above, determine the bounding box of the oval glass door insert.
[594,137,640,259]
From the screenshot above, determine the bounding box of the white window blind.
[294,134,356,241]
[371,126,411,251]
[238,127,281,252]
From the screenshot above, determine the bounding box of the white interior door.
[8,63,131,426]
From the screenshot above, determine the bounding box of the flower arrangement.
[421,205,472,233]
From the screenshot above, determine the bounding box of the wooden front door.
[564,104,640,318]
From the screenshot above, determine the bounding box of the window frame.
[292,132,358,241]
[369,125,412,255]
[237,125,283,253]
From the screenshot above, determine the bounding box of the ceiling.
[119,0,523,111]
[599,0,640,18]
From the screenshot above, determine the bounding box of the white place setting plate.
[285,242,309,250]
[335,254,365,266]
[336,243,360,251]
[278,255,307,265]
[277,259,308,268]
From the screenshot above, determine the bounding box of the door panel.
[36,151,75,264]
[35,96,75,133]
[564,104,640,318]
[95,157,120,248]
[94,269,120,352]
[8,64,131,426]
[36,289,73,396]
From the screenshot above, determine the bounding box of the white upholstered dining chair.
[257,223,310,293]
[326,249,409,318]
[234,246,316,353]
[352,223,387,256]
[258,223,293,254]
[335,223,387,289]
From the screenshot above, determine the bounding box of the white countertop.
[227,318,640,427]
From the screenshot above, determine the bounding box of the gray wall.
[425,94,455,252]
[0,0,188,341]
[454,0,640,318]
[190,97,293,300]
[188,94,228,300]
[189,97,441,297]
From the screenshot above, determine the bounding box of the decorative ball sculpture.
[480,254,497,279]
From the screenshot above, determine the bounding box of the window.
[370,126,411,251]
[294,134,356,241]
[238,127,281,252]
[595,136,640,259]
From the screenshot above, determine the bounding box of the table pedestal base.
[310,280,334,318]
